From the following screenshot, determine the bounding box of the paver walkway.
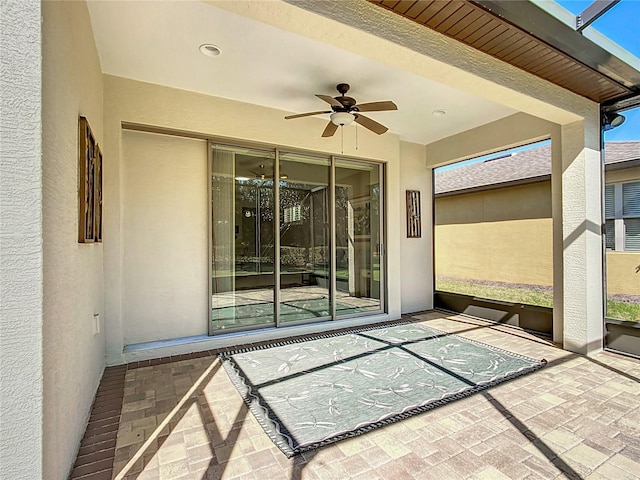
[71,311,640,479]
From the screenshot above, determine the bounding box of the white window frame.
[605,180,640,251]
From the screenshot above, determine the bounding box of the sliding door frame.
[207,142,213,331]
[116,124,387,335]
[333,157,386,320]
[275,152,333,328]
[274,149,282,327]
[330,155,337,321]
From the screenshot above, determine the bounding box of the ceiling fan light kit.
[285,83,397,139]
[330,112,355,126]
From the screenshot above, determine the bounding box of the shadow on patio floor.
[71,311,640,480]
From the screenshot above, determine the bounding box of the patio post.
[558,116,605,354]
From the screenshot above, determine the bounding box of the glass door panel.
[279,153,332,323]
[335,160,383,316]
[211,145,275,332]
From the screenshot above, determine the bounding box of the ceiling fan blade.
[321,122,338,137]
[355,114,388,135]
[285,110,332,120]
[316,94,342,107]
[355,101,398,112]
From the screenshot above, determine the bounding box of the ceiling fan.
[249,165,268,179]
[249,164,288,180]
[285,83,397,137]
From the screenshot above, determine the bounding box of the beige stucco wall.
[436,176,640,296]
[41,1,105,478]
[606,166,640,184]
[400,142,433,314]
[607,252,640,296]
[435,182,553,286]
[0,1,43,478]
[605,166,640,296]
[103,75,404,363]
[122,131,209,343]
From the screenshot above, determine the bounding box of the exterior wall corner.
[0,1,44,478]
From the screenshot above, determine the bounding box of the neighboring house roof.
[605,141,640,167]
[434,141,640,196]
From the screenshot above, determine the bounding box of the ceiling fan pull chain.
[341,125,344,154]
[356,122,359,151]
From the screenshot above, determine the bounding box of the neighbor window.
[605,180,640,251]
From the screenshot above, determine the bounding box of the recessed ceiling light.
[199,44,221,57]
[432,109,447,117]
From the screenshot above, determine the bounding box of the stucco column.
[557,117,604,354]
[0,0,44,477]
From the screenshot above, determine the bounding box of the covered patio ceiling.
[87,0,640,145]
[87,0,519,145]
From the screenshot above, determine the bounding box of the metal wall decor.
[78,116,103,243]
[406,190,421,238]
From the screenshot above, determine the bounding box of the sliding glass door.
[279,153,332,324]
[211,145,275,331]
[210,143,384,334]
[335,160,383,316]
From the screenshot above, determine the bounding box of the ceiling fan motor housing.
[333,96,356,112]
[333,84,356,112]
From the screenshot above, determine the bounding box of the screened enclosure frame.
[600,102,640,358]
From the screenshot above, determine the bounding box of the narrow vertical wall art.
[406,190,421,238]
[78,116,103,243]
[94,145,103,242]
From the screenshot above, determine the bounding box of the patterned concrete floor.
[78,311,640,479]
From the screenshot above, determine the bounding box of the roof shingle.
[434,141,640,195]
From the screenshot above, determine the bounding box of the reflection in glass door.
[335,160,383,316]
[279,153,331,324]
[211,143,384,334]
[211,145,275,331]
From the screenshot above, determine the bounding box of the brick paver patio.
[71,311,640,479]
